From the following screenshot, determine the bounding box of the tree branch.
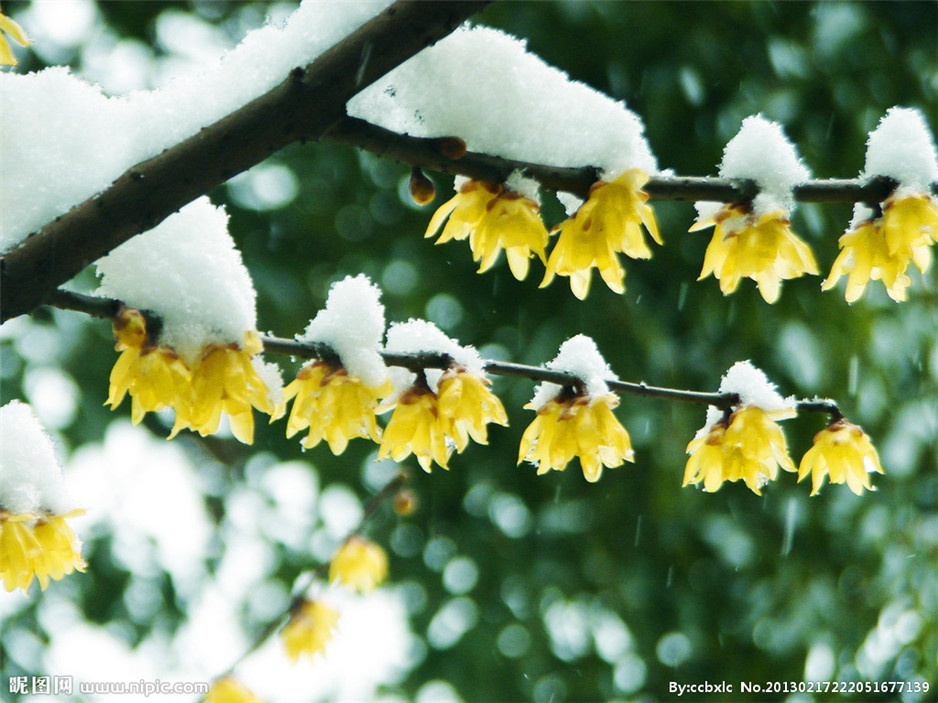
[327,117,925,204]
[0,0,491,323]
[47,288,847,418]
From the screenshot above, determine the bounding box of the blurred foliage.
[1,1,936,701]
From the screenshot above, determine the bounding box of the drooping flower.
[206,678,263,703]
[683,406,796,494]
[518,335,633,482]
[683,361,797,494]
[0,11,30,66]
[691,115,816,302]
[691,204,818,303]
[106,307,192,428]
[284,361,389,454]
[1,511,86,593]
[436,368,508,452]
[519,392,634,483]
[425,176,549,281]
[281,599,340,662]
[798,418,884,495]
[284,275,391,453]
[379,320,506,472]
[823,198,935,303]
[541,168,660,299]
[329,536,389,593]
[186,331,282,444]
[378,382,451,472]
[1,401,85,593]
[824,107,938,302]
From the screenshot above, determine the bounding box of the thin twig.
[46,288,839,417]
[327,117,929,204]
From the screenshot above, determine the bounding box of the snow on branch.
[0,0,490,323]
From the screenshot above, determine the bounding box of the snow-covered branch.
[328,116,933,204]
[0,0,489,323]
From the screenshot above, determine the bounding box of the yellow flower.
[883,192,938,247]
[206,678,263,703]
[377,385,450,472]
[683,407,796,495]
[436,368,508,452]
[691,204,818,303]
[106,308,192,427]
[425,180,548,281]
[329,536,389,593]
[0,12,30,66]
[518,392,634,483]
[823,195,936,303]
[283,361,391,454]
[541,169,660,300]
[1,511,85,593]
[798,419,884,495]
[281,599,340,662]
[187,331,280,445]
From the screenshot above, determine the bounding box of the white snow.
[95,198,257,364]
[1,1,392,250]
[0,400,77,515]
[717,114,810,216]
[528,334,617,410]
[719,360,794,412]
[347,24,657,179]
[383,319,484,397]
[695,361,795,436]
[298,274,389,388]
[504,171,540,202]
[863,107,938,191]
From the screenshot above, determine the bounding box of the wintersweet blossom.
[186,331,281,444]
[823,196,936,302]
[0,511,86,593]
[798,419,884,495]
[691,205,818,303]
[437,368,508,452]
[106,308,192,428]
[0,11,29,66]
[542,169,660,299]
[1,400,85,593]
[329,536,389,593]
[425,178,549,280]
[281,599,340,662]
[378,384,450,472]
[106,309,280,443]
[283,361,390,454]
[683,407,796,495]
[206,678,263,703]
[378,363,507,473]
[518,391,634,483]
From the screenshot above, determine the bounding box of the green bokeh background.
[1,2,936,701]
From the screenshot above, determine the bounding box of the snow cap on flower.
[504,171,540,203]
[96,198,257,365]
[348,24,656,177]
[528,334,616,410]
[0,401,77,515]
[384,319,484,398]
[717,114,810,216]
[863,107,938,191]
[298,274,388,388]
[699,361,795,433]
